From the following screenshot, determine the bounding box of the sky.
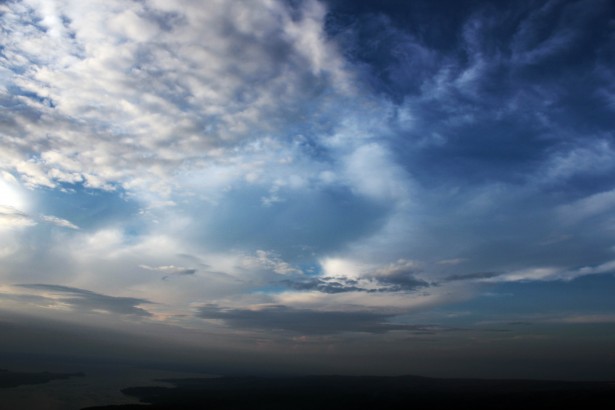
[1,0,615,380]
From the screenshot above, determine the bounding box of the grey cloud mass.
[0,205,36,228]
[16,284,152,316]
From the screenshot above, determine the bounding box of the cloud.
[40,214,79,230]
[480,259,615,283]
[0,206,36,229]
[554,314,615,324]
[437,258,467,266]
[369,259,430,291]
[0,207,79,230]
[273,257,431,297]
[0,0,614,367]
[443,272,500,283]
[279,276,363,294]
[538,139,615,184]
[340,143,411,204]
[197,304,431,335]
[240,250,301,276]
[558,189,615,223]
[0,0,353,196]
[294,258,430,295]
[139,264,197,280]
[16,284,152,316]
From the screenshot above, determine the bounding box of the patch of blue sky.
[31,182,141,231]
[7,85,55,107]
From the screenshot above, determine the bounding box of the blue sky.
[1,0,615,379]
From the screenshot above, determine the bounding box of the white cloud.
[555,314,615,324]
[493,267,560,282]
[41,214,79,230]
[0,0,354,197]
[558,189,615,223]
[483,259,615,283]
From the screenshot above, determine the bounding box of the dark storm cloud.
[16,284,152,316]
[197,304,432,335]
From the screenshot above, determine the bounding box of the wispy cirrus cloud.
[40,214,79,230]
[0,206,78,230]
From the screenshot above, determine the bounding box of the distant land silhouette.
[0,368,84,389]
[83,375,615,409]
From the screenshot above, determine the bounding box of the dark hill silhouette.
[83,374,615,409]
[0,368,84,388]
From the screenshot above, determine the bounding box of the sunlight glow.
[0,174,25,209]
